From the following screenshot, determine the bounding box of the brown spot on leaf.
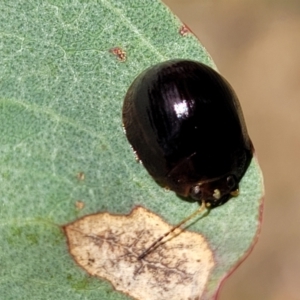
[63,207,215,300]
[179,24,191,36]
[75,201,85,210]
[110,47,126,62]
[76,172,85,181]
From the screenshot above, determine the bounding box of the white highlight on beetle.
[174,100,189,118]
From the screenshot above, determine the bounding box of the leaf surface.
[0,1,264,299]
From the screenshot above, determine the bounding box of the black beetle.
[122,59,253,209]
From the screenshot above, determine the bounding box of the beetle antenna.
[138,201,207,260]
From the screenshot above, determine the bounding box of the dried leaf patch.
[63,207,215,300]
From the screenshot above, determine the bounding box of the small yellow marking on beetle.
[213,189,221,200]
[230,189,239,197]
[205,202,211,208]
[63,207,215,300]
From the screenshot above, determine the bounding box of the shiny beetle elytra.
[122,59,253,209]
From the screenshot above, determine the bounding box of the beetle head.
[189,175,239,208]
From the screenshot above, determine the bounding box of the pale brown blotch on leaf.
[63,207,215,300]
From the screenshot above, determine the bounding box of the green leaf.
[0,1,264,300]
